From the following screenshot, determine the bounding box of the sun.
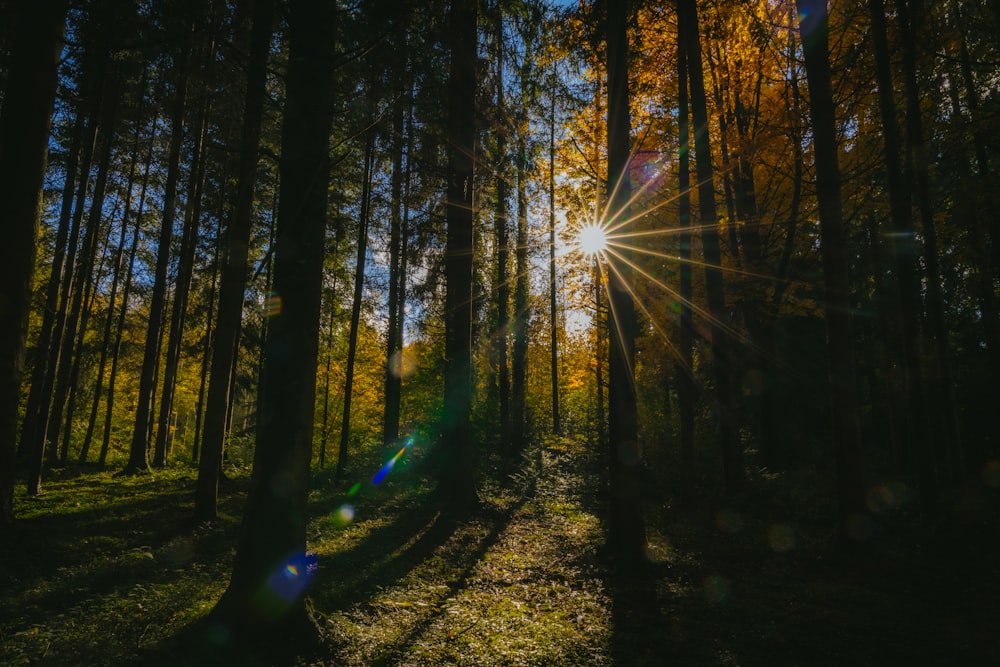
[577,223,608,257]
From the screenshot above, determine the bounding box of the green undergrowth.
[3,448,999,666]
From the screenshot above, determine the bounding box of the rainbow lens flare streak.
[334,437,415,527]
[372,440,412,486]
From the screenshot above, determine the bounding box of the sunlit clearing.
[577,223,608,257]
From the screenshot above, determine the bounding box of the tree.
[0,0,67,524]
[795,0,867,538]
[207,0,334,646]
[124,7,197,474]
[678,0,744,495]
[605,0,647,564]
[439,0,479,512]
[196,0,274,522]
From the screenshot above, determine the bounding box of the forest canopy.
[2,0,999,663]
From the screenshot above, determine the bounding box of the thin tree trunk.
[125,17,196,474]
[867,0,928,480]
[17,107,83,466]
[680,0,744,494]
[383,82,408,451]
[80,103,145,461]
[675,38,695,501]
[899,0,954,496]
[337,98,376,482]
[796,0,868,537]
[58,66,122,462]
[195,0,273,520]
[493,4,511,453]
[100,116,156,467]
[548,80,560,437]
[154,41,213,467]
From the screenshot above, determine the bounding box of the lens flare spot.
[334,503,355,526]
[388,349,417,379]
[254,551,318,618]
[263,292,282,318]
[347,482,361,497]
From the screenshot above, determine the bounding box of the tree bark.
[605,0,646,564]
[125,15,196,474]
[795,0,868,538]
[337,87,376,481]
[675,38,695,501]
[679,0,744,494]
[208,0,333,647]
[0,0,66,524]
[440,0,479,512]
[196,0,274,521]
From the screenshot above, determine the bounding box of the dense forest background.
[2,0,999,664]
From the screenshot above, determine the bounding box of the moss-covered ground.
[2,445,998,665]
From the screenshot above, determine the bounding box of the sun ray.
[606,239,808,288]
[602,256,689,376]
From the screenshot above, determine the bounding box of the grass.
[2,448,999,665]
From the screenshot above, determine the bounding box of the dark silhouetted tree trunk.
[207,0,333,646]
[383,82,410,452]
[154,25,215,467]
[680,0,744,494]
[796,0,868,537]
[548,79,561,437]
[125,15,196,474]
[0,0,67,525]
[675,38,695,501]
[337,82,376,481]
[196,0,273,521]
[440,0,479,512]
[867,0,928,479]
[605,0,646,564]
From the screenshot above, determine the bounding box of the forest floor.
[2,441,999,666]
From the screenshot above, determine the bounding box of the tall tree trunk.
[0,0,67,525]
[154,38,214,467]
[125,16,196,474]
[898,0,960,486]
[680,0,744,494]
[511,137,529,457]
[337,95,376,482]
[867,0,929,481]
[58,65,122,462]
[440,0,479,512]
[79,107,146,462]
[208,0,333,645]
[192,187,226,465]
[548,80,561,437]
[196,0,274,521]
[17,107,83,467]
[492,4,511,453]
[100,119,155,467]
[675,38,695,501]
[795,0,868,537]
[383,81,410,451]
[605,0,646,564]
